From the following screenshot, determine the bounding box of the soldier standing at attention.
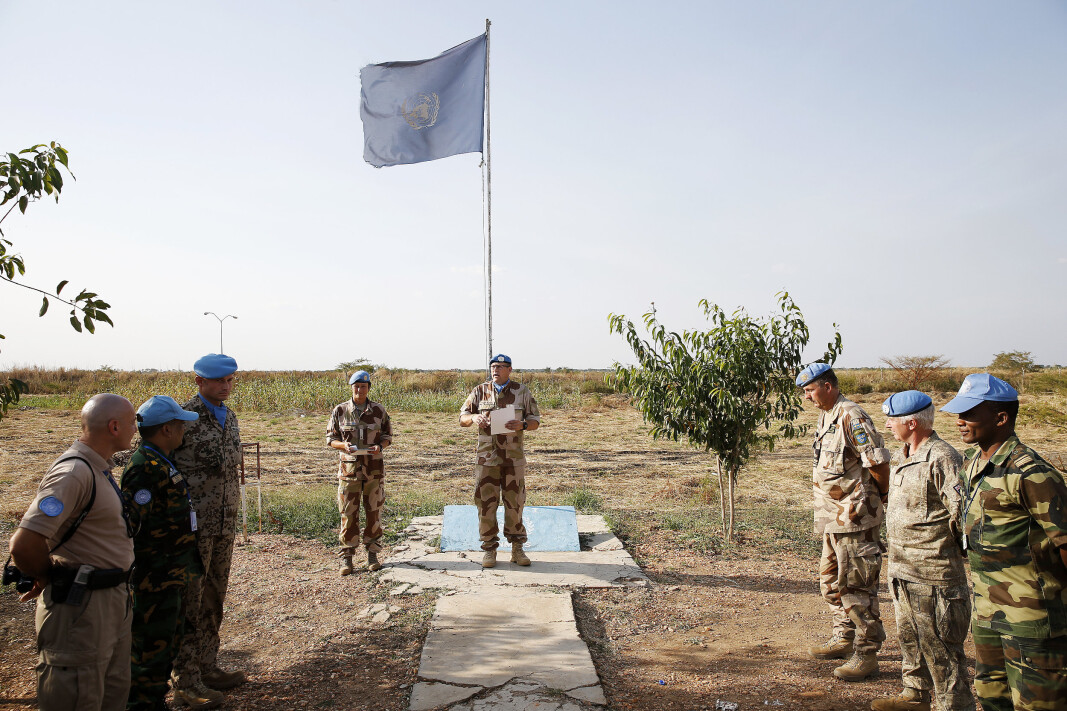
[171,354,245,708]
[872,391,974,711]
[941,373,1067,711]
[460,354,540,569]
[326,370,392,576]
[797,363,891,682]
[122,396,204,711]
[8,393,137,711]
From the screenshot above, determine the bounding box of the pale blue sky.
[2,1,1065,371]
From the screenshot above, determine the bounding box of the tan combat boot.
[834,652,878,681]
[510,544,531,566]
[340,555,354,576]
[809,635,854,659]
[871,688,931,711]
[367,551,382,571]
[482,550,497,568]
[174,682,223,709]
[202,666,246,690]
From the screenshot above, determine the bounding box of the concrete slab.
[458,680,593,710]
[565,685,607,705]
[409,682,480,711]
[441,505,580,552]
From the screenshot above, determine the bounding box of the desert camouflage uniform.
[326,399,392,554]
[171,395,242,687]
[121,444,203,710]
[886,432,975,711]
[460,381,540,551]
[963,436,1067,711]
[813,394,891,654]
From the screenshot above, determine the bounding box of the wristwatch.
[522,420,528,430]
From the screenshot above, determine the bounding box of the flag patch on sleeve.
[851,422,869,445]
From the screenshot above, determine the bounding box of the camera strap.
[48,457,96,554]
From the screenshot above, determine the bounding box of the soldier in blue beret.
[171,354,246,706]
[873,391,973,711]
[798,364,892,681]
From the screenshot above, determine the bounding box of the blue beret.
[882,390,932,417]
[138,395,199,427]
[490,354,512,366]
[796,363,832,387]
[941,373,1018,414]
[348,370,371,385]
[193,354,238,379]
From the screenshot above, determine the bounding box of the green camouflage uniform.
[460,380,540,551]
[963,436,1067,711]
[812,394,891,654]
[326,399,392,554]
[121,444,203,710]
[886,432,975,711]
[171,395,242,688]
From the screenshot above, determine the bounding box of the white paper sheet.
[490,405,516,435]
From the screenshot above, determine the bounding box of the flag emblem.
[402,93,440,130]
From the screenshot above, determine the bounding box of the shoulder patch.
[953,482,963,496]
[38,496,64,517]
[133,489,153,505]
[851,422,869,445]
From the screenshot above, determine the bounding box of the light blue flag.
[360,34,486,168]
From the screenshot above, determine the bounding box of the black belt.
[50,565,133,601]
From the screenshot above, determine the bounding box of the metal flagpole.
[483,18,493,371]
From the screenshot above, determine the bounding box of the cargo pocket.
[844,540,882,590]
[935,585,970,645]
[1014,638,1067,690]
[340,459,358,477]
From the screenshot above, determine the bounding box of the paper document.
[490,405,516,435]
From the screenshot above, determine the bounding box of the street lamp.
[204,312,238,354]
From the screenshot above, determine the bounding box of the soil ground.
[2,395,1065,710]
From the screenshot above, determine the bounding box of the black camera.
[3,557,35,594]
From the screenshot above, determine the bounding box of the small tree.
[990,351,1038,373]
[609,292,842,541]
[1,143,113,422]
[879,354,951,389]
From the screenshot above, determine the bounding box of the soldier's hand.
[18,578,45,602]
[476,414,491,428]
[505,419,523,431]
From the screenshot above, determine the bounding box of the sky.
[1,1,1065,372]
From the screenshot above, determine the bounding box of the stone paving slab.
[441,505,581,552]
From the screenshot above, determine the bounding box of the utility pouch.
[63,565,93,606]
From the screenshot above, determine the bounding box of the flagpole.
[484,18,493,372]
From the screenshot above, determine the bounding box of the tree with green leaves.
[1,143,113,421]
[609,292,842,541]
[990,350,1038,374]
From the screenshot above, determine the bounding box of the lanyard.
[142,444,178,472]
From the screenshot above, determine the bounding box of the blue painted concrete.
[440,505,580,552]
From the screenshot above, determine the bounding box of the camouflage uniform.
[460,381,541,551]
[326,399,392,554]
[963,436,1067,711]
[886,432,975,711]
[812,394,891,654]
[121,444,203,710]
[170,395,242,687]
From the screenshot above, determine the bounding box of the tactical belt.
[49,565,133,603]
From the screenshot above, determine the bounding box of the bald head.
[79,394,137,458]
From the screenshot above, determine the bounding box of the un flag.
[360,34,486,168]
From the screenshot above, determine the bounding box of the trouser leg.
[500,463,527,545]
[820,532,854,641]
[973,624,1013,711]
[338,479,362,554]
[198,530,234,673]
[128,585,184,709]
[913,583,974,711]
[892,578,932,693]
[1001,634,1067,711]
[361,476,385,553]
[826,528,884,653]
[475,464,502,551]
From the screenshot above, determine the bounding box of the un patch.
[851,423,869,445]
[38,496,64,517]
[134,489,153,505]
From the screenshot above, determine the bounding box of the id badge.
[961,535,967,551]
[190,510,198,532]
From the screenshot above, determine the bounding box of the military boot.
[834,652,878,681]
[367,551,382,571]
[482,550,497,568]
[173,682,223,709]
[809,635,854,659]
[510,544,531,566]
[202,666,246,690]
[340,555,354,576]
[870,688,931,711]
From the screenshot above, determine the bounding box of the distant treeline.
[3,366,1064,414]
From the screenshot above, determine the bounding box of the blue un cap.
[941,373,1018,414]
[348,370,371,385]
[193,354,238,379]
[796,363,832,387]
[490,354,512,366]
[882,390,932,417]
[137,396,199,427]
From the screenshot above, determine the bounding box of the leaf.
[56,279,68,294]
[39,297,49,317]
[83,314,95,334]
[18,195,27,213]
[70,315,82,332]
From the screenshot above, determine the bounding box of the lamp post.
[203,312,238,354]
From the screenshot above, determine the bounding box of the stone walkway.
[382,514,649,711]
